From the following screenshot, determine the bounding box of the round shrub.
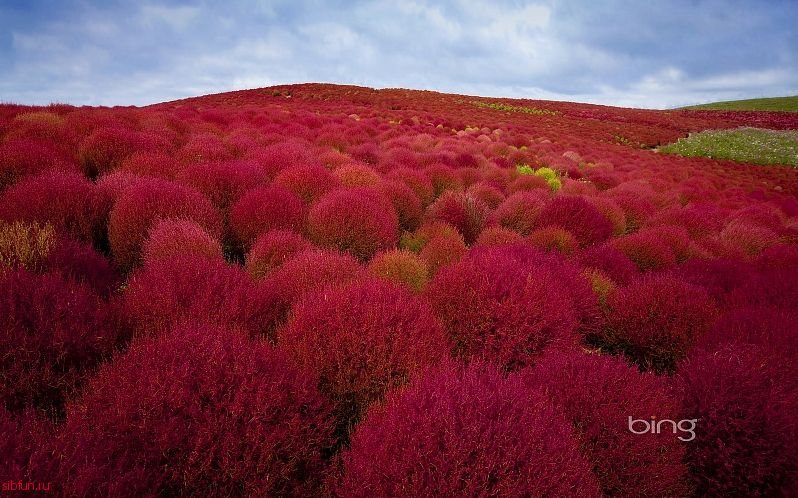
[367,249,429,292]
[613,231,678,272]
[0,137,77,190]
[108,178,222,271]
[507,173,551,193]
[332,163,381,187]
[425,244,580,370]
[246,141,316,179]
[527,226,578,254]
[229,185,304,250]
[423,163,462,197]
[279,278,449,430]
[77,126,144,177]
[0,270,116,415]
[374,180,423,231]
[273,164,340,204]
[678,343,797,496]
[0,170,105,244]
[425,191,489,245]
[337,362,601,497]
[175,159,267,211]
[387,167,434,206]
[122,254,274,339]
[118,151,176,179]
[141,219,223,264]
[466,182,505,209]
[245,229,311,279]
[44,239,119,297]
[176,133,234,165]
[307,188,399,261]
[474,225,525,247]
[53,323,336,497]
[491,191,546,235]
[401,222,468,275]
[525,350,689,497]
[262,248,365,333]
[537,196,613,247]
[718,219,781,256]
[577,243,639,285]
[601,274,718,372]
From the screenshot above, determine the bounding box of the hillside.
[2,83,798,496]
[681,94,798,112]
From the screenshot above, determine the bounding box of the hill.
[681,94,798,112]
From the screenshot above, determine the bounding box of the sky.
[1,0,797,109]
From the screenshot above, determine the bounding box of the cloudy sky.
[2,0,797,109]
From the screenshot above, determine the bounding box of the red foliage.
[44,239,119,297]
[601,274,718,372]
[279,278,449,428]
[0,137,77,189]
[374,180,423,231]
[425,191,489,245]
[52,323,336,497]
[577,243,639,285]
[491,191,546,235]
[537,195,614,247]
[142,218,223,264]
[337,362,601,497]
[306,187,398,261]
[245,229,311,279]
[229,184,304,249]
[678,343,797,496]
[261,248,365,333]
[273,164,341,204]
[474,225,525,247]
[0,170,105,244]
[425,244,581,370]
[367,248,429,292]
[108,178,222,271]
[525,350,689,497]
[0,270,116,414]
[175,159,267,211]
[122,255,274,339]
[78,127,156,177]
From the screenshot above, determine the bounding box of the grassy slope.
[681,95,798,112]
[659,128,798,167]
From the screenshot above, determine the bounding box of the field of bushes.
[2,83,797,496]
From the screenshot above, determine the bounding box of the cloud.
[0,0,796,108]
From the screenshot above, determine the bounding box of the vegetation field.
[681,95,798,112]
[2,84,797,496]
[660,127,798,167]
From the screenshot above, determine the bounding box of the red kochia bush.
[0,270,115,414]
[279,278,449,429]
[273,164,340,204]
[229,184,304,249]
[245,229,311,279]
[474,225,525,247]
[175,160,267,211]
[425,244,580,370]
[374,180,423,231]
[77,127,145,177]
[0,171,105,243]
[577,243,639,285]
[337,362,601,497]
[425,191,489,245]
[108,178,222,271]
[44,239,119,297]
[537,196,614,247]
[307,188,399,261]
[525,350,689,497]
[0,137,77,189]
[602,274,718,372]
[367,248,429,292]
[491,191,546,235]
[123,255,273,339]
[53,323,336,497]
[678,343,798,496]
[141,219,223,264]
[258,248,365,333]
